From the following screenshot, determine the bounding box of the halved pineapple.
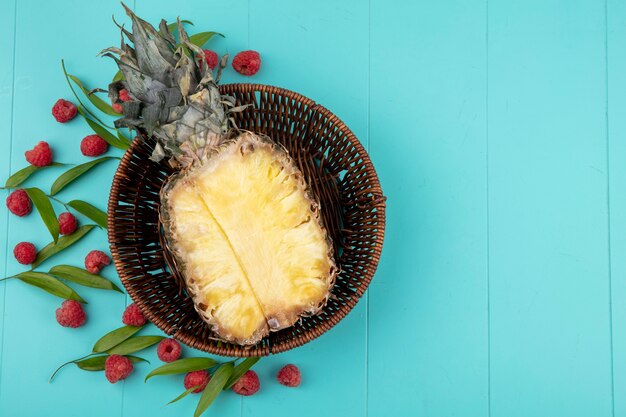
[161,133,336,345]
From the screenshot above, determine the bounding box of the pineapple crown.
[101,3,244,166]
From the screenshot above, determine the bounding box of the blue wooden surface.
[0,0,623,416]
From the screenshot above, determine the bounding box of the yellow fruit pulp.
[163,133,335,345]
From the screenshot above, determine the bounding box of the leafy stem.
[49,353,97,383]
[47,195,70,210]
[61,60,113,128]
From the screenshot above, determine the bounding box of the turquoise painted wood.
[609,1,626,416]
[488,2,612,416]
[0,0,623,416]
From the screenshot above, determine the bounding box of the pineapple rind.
[161,132,336,345]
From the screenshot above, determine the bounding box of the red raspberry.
[277,364,301,387]
[80,134,108,157]
[6,189,32,217]
[184,370,210,393]
[112,103,123,114]
[84,250,110,274]
[55,300,86,328]
[52,99,77,123]
[105,354,134,383]
[157,338,182,362]
[25,141,53,167]
[13,242,36,265]
[58,212,78,235]
[122,303,147,327]
[232,50,261,76]
[118,89,132,102]
[197,50,219,71]
[232,370,260,396]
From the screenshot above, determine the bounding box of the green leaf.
[194,363,233,417]
[15,271,85,303]
[49,265,122,293]
[167,19,193,33]
[50,157,116,195]
[189,31,224,48]
[32,225,95,268]
[74,355,107,371]
[75,355,147,371]
[66,200,107,229]
[107,336,164,355]
[167,386,201,405]
[117,130,131,144]
[62,60,111,128]
[4,163,64,188]
[93,325,143,353]
[68,74,118,116]
[24,187,59,242]
[78,107,130,150]
[224,357,260,389]
[145,357,218,382]
[112,70,124,82]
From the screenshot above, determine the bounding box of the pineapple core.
[163,133,335,345]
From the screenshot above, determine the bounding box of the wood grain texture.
[488,1,612,416]
[0,0,624,416]
[0,0,16,407]
[369,1,488,415]
[608,1,626,416]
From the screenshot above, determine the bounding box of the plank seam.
[604,0,616,415]
[485,0,491,416]
[0,0,18,405]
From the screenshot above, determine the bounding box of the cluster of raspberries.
[182,363,301,397]
[5,99,110,225]
[9,215,99,265]
[197,49,261,76]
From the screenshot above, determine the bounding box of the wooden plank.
[243,0,368,416]
[488,1,613,416]
[0,1,127,416]
[607,1,626,416]
[368,1,489,415]
[0,0,16,409]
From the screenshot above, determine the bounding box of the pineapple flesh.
[106,6,336,346]
[162,133,336,345]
